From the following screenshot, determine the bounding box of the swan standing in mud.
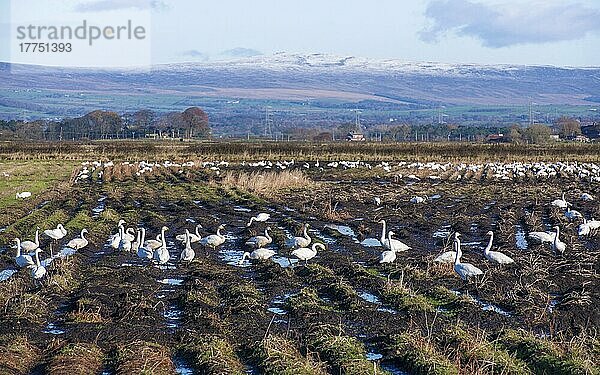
[291,243,325,265]
[378,220,410,251]
[552,226,566,254]
[145,226,168,250]
[245,227,272,248]
[118,226,132,252]
[453,233,483,281]
[109,220,126,248]
[176,224,203,243]
[153,227,170,264]
[551,193,569,208]
[200,224,226,251]
[434,233,459,264]
[239,248,276,264]
[527,231,554,244]
[21,228,40,253]
[247,213,270,227]
[44,224,67,257]
[287,223,311,248]
[379,231,399,264]
[136,228,153,260]
[67,229,89,250]
[580,193,594,201]
[483,231,514,265]
[180,229,195,262]
[14,238,34,268]
[31,248,46,279]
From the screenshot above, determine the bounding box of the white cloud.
[421,0,600,47]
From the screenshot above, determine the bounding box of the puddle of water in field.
[430,194,442,200]
[309,229,337,245]
[158,278,184,286]
[164,306,182,331]
[361,238,382,247]
[92,196,107,217]
[366,351,383,361]
[271,256,298,268]
[381,363,411,375]
[433,225,452,238]
[547,293,561,313]
[0,269,18,282]
[43,322,65,335]
[324,224,356,238]
[358,291,381,304]
[452,290,512,317]
[233,206,252,212]
[515,224,529,250]
[185,218,196,223]
[174,355,194,375]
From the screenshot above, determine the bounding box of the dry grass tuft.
[116,341,175,375]
[47,342,104,375]
[253,335,327,375]
[220,170,313,198]
[0,335,40,373]
[182,335,245,375]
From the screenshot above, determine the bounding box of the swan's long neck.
[303,225,310,240]
[241,252,250,262]
[80,229,87,240]
[135,229,141,244]
[161,227,167,247]
[264,229,272,241]
[140,228,146,244]
[15,239,21,257]
[247,217,255,227]
[387,231,395,251]
[554,227,560,243]
[35,230,39,245]
[454,238,462,265]
[380,221,387,242]
[185,230,191,248]
[217,227,224,238]
[195,225,202,238]
[119,226,124,240]
[34,250,41,267]
[484,233,493,254]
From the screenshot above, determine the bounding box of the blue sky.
[2,0,600,66]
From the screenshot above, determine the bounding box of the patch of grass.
[499,329,599,375]
[286,287,334,316]
[116,341,175,375]
[221,170,314,198]
[0,334,40,374]
[4,291,50,324]
[219,281,264,315]
[252,335,327,375]
[324,279,360,310]
[308,327,388,375]
[66,297,107,324]
[381,283,435,313]
[387,332,459,375]
[442,325,532,374]
[180,335,245,375]
[47,342,104,375]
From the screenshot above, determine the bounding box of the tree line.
[0,107,210,141]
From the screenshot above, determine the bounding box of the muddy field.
[0,156,599,375]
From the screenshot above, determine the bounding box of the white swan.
[21,228,40,253]
[578,219,591,236]
[527,231,554,244]
[287,223,311,248]
[552,226,566,254]
[44,224,67,240]
[180,229,195,262]
[453,234,483,280]
[31,248,46,279]
[564,208,583,220]
[109,220,126,248]
[580,193,594,201]
[379,231,399,264]
[153,227,170,264]
[66,229,89,250]
[176,224,203,243]
[16,191,32,199]
[247,213,270,227]
[245,227,272,248]
[379,220,410,251]
[118,226,132,252]
[200,224,226,251]
[434,233,459,264]
[483,231,514,265]
[291,243,325,265]
[551,193,569,209]
[14,238,34,268]
[239,248,276,264]
[145,226,168,250]
[136,228,153,260]
[410,196,427,204]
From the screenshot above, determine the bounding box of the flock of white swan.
[10,189,596,284]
